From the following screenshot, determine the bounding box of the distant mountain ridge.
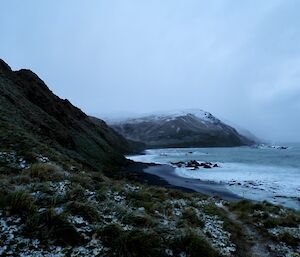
[0,59,138,170]
[108,110,255,148]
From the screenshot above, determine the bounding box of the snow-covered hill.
[107,109,255,148]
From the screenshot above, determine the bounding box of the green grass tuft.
[180,207,204,227]
[66,201,100,223]
[24,208,84,246]
[25,163,64,182]
[6,190,36,215]
[170,230,220,257]
[99,224,165,257]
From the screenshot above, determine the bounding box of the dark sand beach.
[124,162,241,201]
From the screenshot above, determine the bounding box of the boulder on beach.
[171,161,185,167]
[186,160,201,168]
[171,160,220,169]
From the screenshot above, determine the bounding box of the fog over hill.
[1,1,300,142]
[106,109,255,148]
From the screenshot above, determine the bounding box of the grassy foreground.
[0,151,299,257]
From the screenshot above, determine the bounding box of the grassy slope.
[0,158,299,257]
[0,59,126,170]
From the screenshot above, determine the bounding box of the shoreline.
[123,161,241,201]
[122,161,195,193]
[126,146,300,210]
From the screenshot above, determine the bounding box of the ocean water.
[128,144,300,209]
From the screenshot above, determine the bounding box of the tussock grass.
[95,185,109,202]
[24,208,83,246]
[70,172,95,190]
[170,230,221,257]
[11,174,31,184]
[125,186,172,214]
[180,207,204,227]
[99,224,165,257]
[66,201,100,223]
[98,223,123,245]
[122,211,156,228]
[263,215,300,228]
[25,163,64,182]
[229,200,281,216]
[67,183,86,201]
[6,190,36,215]
[278,232,299,248]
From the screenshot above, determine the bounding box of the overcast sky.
[1,1,300,142]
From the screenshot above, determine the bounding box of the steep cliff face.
[109,110,255,148]
[0,59,131,169]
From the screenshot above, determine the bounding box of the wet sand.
[144,165,241,201]
[124,161,241,201]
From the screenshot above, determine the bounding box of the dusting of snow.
[165,248,174,256]
[202,213,236,256]
[268,242,299,257]
[36,155,50,163]
[268,225,300,240]
[124,184,140,192]
[108,109,220,125]
[0,152,30,169]
[85,190,97,201]
[50,180,70,196]
[0,210,107,256]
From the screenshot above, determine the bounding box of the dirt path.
[222,206,274,257]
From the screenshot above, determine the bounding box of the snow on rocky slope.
[107,109,255,148]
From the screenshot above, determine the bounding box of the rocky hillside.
[109,110,255,148]
[0,59,137,170]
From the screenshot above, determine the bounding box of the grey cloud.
[1,0,300,142]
